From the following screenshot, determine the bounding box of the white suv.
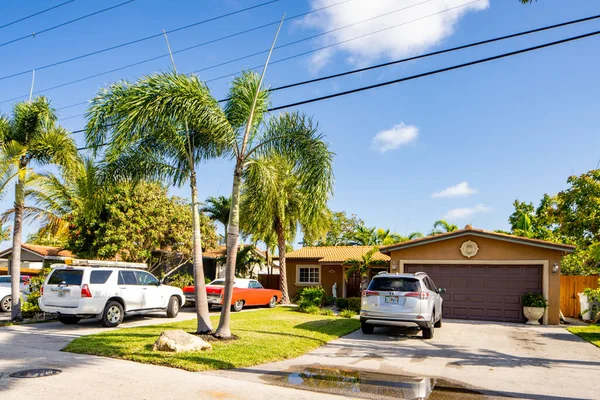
[360,272,445,339]
[39,266,185,327]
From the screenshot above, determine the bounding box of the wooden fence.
[560,275,599,317]
[258,274,280,290]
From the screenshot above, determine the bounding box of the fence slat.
[560,275,599,317]
[258,274,280,290]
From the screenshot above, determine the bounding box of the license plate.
[385,296,399,304]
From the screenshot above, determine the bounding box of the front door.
[346,271,362,297]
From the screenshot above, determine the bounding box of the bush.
[522,292,547,308]
[347,297,361,313]
[205,277,212,285]
[320,308,334,316]
[297,286,326,311]
[165,273,194,288]
[324,296,336,306]
[21,291,41,318]
[335,298,349,310]
[339,309,357,318]
[301,305,322,315]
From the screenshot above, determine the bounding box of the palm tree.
[241,153,332,304]
[216,245,263,279]
[85,72,232,334]
[430,219,459,235]
[343,247,389,292]
[0,226,9,242]
[202,196,230,244]
[351,225,377,245]
[0,97,77,321]
[408,231,424,240]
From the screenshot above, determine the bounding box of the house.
[285,246,390,299]
[0,244,74,275]
[379,226,575,325]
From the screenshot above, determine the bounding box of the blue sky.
[1,0,600,249]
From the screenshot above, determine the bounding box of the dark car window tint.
[118,270,137,285]
[0,277,10,283]
[135,271,159,286]
[250,281,263,289]
[422,277,434,291]
[368,277,420,292]
[90,270,113,284]
[426,277,437,291]
[48,270,84,286]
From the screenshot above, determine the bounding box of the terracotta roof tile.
[286,246,390,263]
[21,244,74,258]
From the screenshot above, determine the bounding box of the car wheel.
[166,296,180,318]
[100,301,124,327]
[361,322,374,334]
[58,316,81,325]
[434,315,442,328]
[0,295,11,312]
[422,314,435,339]
[231,300,244,312]
[267,296,277,308]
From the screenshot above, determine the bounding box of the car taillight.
[405,292,429,299]
[362,290,380,297]
[40,286,44,295]
[81,284,92,298]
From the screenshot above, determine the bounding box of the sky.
[1,0,600,250]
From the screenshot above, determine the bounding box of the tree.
[343,246,389,292]
[202,195,230,244]
[430,220,458,235]
[216,245,263,278]
[0,226,9,242]
[242,153,332,304]
[302,211,365,246]
[0,97,77,321]
[85,72,231,333]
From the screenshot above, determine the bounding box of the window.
[0,277,10,284]
[368,277,420,292]
[90,271,113,284]
[425,277,437,292]
[249,281,263,289]
[135,271,160,286]
[48,269,84,286]
[297,266,320,284]
[118,270,137,285]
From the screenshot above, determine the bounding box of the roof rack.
[50,259,148,269]
[414,271,427,276]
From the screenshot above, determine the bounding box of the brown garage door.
[405,264,542,323]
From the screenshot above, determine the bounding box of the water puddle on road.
[261,365,499,399]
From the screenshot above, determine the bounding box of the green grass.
[568,324,600,348]
[64,307,359,371]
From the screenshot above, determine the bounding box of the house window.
[297,266,320,284]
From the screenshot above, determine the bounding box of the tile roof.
[286,246,390,263]
[0,244,75,258]
[203,245,266,260]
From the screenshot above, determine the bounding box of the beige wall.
[286,259,344,299]
[386,235,568,325]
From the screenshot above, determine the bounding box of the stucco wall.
[386,234,568,325]
[286,259,344,299]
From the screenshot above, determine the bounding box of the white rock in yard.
[152,330,212,352]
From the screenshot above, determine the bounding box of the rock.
[152,330,212,352]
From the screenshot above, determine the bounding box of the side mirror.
[438,288,446,294]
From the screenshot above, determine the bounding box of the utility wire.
[0,1,135,48]
[0,0,76,30]
[72,27,600,150]
[1,0,353,105]
[0,0,280,82]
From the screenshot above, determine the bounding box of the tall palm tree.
[85,72,232,334]
[430,219,459,235]
[343,247,389,292]
[351,225,377,245]
[0,226,9,242]
[202,195,230,244]
[242,153,332,304]
[0,97,77,321]
[216,245,263,279]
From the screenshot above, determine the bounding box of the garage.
[379,226,575,325]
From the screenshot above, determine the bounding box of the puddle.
[261,365,503,399]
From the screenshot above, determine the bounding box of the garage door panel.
[405,264,542,323]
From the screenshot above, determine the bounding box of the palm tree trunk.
[190,170,212,333]
[10,172,25,322]
[214,166,242,338]
[276,219,290,304]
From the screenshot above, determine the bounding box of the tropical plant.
[521,293,547,308]
[302,211,365,246]
[202,195,230,244]
[0,97,78,321]
[339,309,357,318]
[342,246,389,292]
[296,286,326,311]
[350,225,376,245]
[85,72,232,334]
[216,244,263,278]
[430,219,459,235]
[0,226,9,242]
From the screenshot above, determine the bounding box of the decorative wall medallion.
[460,240,479,258]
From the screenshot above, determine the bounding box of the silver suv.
[360,272,445,339]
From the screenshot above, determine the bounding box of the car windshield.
[210,279,225,286]
[369,277,421,292]
[47,269,84,286]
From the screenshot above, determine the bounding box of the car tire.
[422,314,435,339]
[267,296,277,308]
[231,300,244,312]
[0,295,11,312]
[100,301,124,327]
[58,316,81,325]
[361,322,374,334]
[434,316,442,328]
[166,296,180,318]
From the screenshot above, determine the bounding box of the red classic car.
[183,278,282,312]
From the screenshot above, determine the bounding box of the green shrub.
[320,308,334,316]
[21,291,41,318]
[339,309,357,318]
[165,273,195,288]
[335,298,349,310]
[300,305,322,315]
[522,292,547,308]
[347,297,361,312]
[324,296,336,306]
[297,286,325,311]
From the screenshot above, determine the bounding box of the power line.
[0,0,76,30]
[71,27,600,149]
[0,1,135,48]
[0,0,280,82]
[1,0,352,106]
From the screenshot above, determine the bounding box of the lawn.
[568,324,600,348]
[64,306,359,371]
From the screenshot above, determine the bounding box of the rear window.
[90,270,113,284]
[0,277,10,283]
[368,277,421,292]
[48,269,84,286]
[210,280,225,286]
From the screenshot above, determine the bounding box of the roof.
[379,227,576,254]
[203,245,266,260]
[286,246,390,264]
[0,244,74,259]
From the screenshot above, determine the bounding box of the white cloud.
[371,123,418,153]
[444,204,491,221]
[301,0,489,70]
[432,181,478,198]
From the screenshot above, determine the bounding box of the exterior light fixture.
[552,263,560,274]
